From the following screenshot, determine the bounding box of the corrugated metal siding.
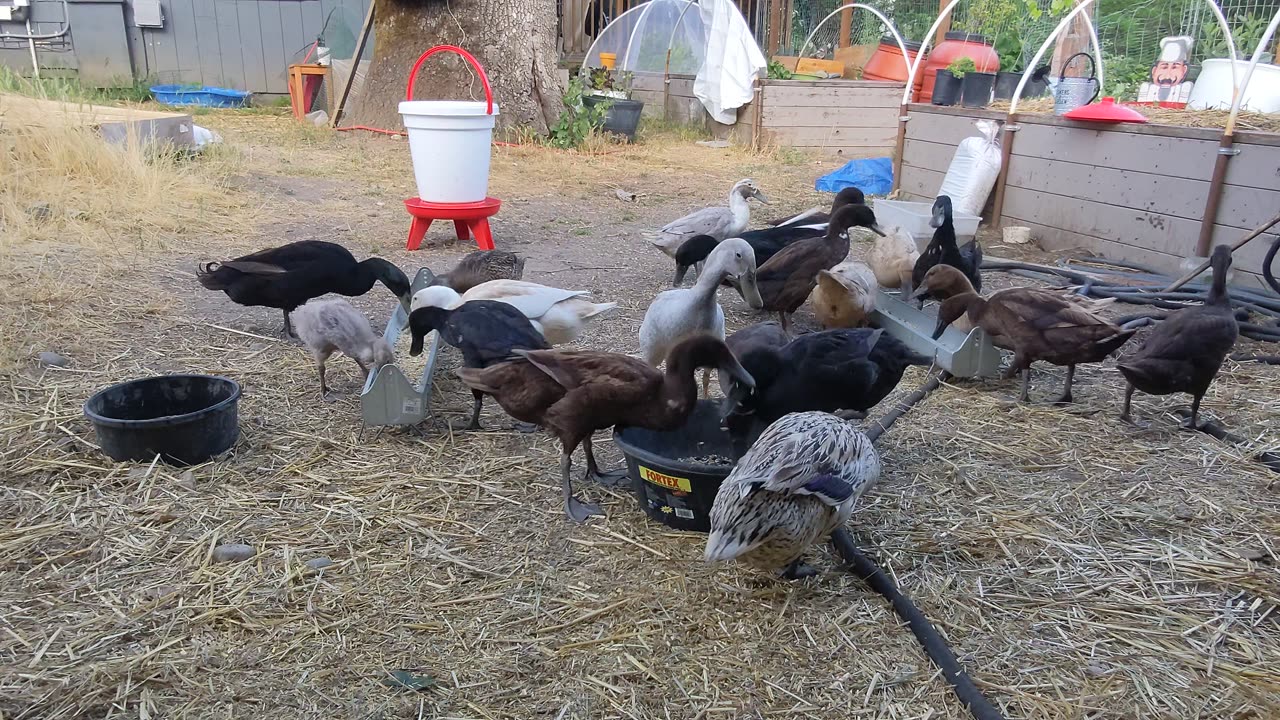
[135,0,370,94]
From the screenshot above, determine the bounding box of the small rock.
[37,351,69,368]
[1085,660,1111,677]
[376,201,386,207]
[177,470,196,490]
[1237,548,1268,562]
[695,139,731,148]
[26,203,52,222]
[614,188,637,203]
[304,556,334,570]
[66,208,87,220]
[211,543,255,563]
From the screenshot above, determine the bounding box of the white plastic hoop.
[796,4,913,79]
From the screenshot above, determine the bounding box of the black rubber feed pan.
[613,400,736,532]
[84,375,240,466]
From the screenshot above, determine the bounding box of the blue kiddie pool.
[150,84,252,108]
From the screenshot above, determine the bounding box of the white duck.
[648,179,770,258]
[705,411,880,579]
[411,280,615,345]
[809,260,878,329]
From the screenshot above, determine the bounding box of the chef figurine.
[1137,36,1195,105]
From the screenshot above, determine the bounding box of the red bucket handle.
[404,45,494,115]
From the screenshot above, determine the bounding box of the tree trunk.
[345,0,563,135]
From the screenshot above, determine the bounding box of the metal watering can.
[1054,52,1100,115]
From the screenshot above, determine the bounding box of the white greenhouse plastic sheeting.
[582,0,765,125]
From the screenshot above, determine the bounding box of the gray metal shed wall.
[0,0,371,95]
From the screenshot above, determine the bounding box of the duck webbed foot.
[512,421,540,433]
[583,436,629,487]
[780,558,820,580]
[560,451,604,523]
[1050,365,1076,405]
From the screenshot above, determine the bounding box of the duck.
[911,196,982,305]
[412,280,616,345]
[717,321,790,397]
[456,335,756,522]
[865,224,920,296]
[432,250,525,293]
[756,204,885,335]
[197,240,411,337]
[705,411,880,579]
[289,298,394,401]
[915,261,1116,334]
[641,239,762,397]
[1118,244,1239,429]
[407,289,550,431]
[721,328,931,453]
[913,264,1134,404]
[765,187,866,227]
[809,260,877,329]
[648,179,770,258]
[672,188,868,286]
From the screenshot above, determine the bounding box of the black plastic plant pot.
[961,71,996,108]
[84,374,240,465]
[932,70,962,106]
[582,95,645,142]
[612,400,736,532]
[992,70,1020,100]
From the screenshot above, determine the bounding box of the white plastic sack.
[937,119,1002,217]
[693,0,766,125]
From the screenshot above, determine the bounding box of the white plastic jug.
[398,46,499,204]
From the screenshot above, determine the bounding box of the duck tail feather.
[704,530,756,563]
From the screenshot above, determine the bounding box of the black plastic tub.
[613,400,736,532]
[84,375,240,465]
[583,96,644,142]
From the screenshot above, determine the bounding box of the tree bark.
[345,0,563,135]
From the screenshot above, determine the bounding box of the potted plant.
[958,57,996,108]
[932,56,970,105]
[581,65,645,142]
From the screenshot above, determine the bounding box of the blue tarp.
[815,156,893,196]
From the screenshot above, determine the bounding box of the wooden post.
[934,0,951,49]
[768,0,782,54]
[989,120,1018,225]
[330,0,376,128]
[838,7,852,49]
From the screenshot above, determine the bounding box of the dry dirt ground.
[2,109,1278,720]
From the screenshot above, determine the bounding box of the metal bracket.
[1218,147,1241,156]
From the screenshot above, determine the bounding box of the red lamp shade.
[1064,97,1149,123]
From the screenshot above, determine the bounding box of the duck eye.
[735,252,742,259]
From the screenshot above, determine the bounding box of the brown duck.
[456,335,755,522]
[913,265,1134,403]
[1118,244,1239,429]
[433,250,525,294]
[755,204,884,335]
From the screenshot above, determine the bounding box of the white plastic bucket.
[399,99,499,203]
[398,46,498,204]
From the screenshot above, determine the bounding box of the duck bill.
[672,264,690,287]
[718,378,755,421]
[753,190,772,205]
[929,206,946,228]
[868,223,886,237]
[737,270,764,310]
[409,331,425,357]
[930,320,947,341]
[910,284,930,300]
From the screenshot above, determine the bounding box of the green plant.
[548,76,609,149]
[947,57,976,79]
[1024,0,1072,21]
[767,59,792,80]
[1200,13,1271,61]
[995,33,1024,73]
[1103,53,1152,99]
[584,65,633,96]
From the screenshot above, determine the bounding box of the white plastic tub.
[872,199,982,246]
[399,99,499,203]
[1188,59,1280,113]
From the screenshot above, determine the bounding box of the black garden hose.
[1265,233,1280,297]
[829,373,1007,720]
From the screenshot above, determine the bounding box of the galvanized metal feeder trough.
[871,288,1002,378]
[361,267,443,430]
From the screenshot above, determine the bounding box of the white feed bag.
[937,120,1002,217]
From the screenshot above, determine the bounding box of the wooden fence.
[898,104,1280,291]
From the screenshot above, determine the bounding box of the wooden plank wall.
[630,72,706,125]
[899,104,1280,291]
[758,80,902,158]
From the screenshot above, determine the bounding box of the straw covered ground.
[1,106,1278,720]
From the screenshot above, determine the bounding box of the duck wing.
[767,206,827,227]
[235,240,356,269]
[464,281,590,320]
[911,240,944,288]
[958,239,983,291]
[217,260,290,275]
[733,412,879,505]
[739,223,827,265]
[662,207,733,238]
[450,301,550,367]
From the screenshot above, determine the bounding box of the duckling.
[722,329,931,453]
[648,179,770,258]
[809,260,877,329]
[1118,244,1239,429]
[766,187,866,227]
[865,224,920,295]
[642,238,762,397]
[911,196,982,306]
[413,280,615,345]
[756,204,885,335]
[432,250,525,293]
[456,335,756,522]
[914,265,1133,404]
[706,411,880,579]
[289,298,394,401]
[198,240,411,337]
[672,189,870,288]
[717,321,790,398]
[408,289,550,430]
